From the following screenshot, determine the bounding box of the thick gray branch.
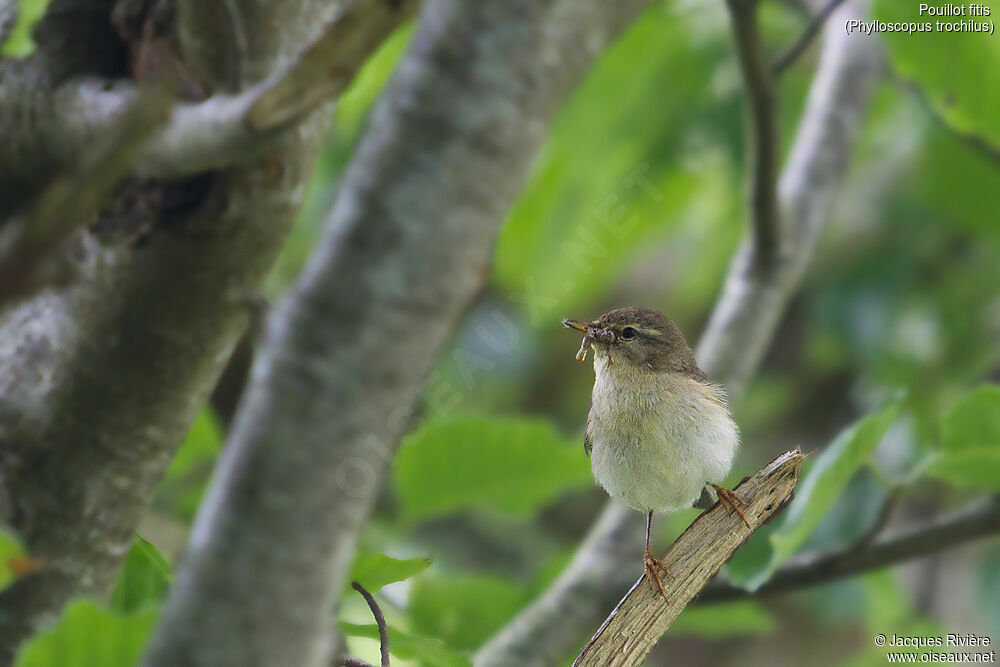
[475,3,882,665]
[142,2,656,666]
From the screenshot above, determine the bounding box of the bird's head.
[562,306,705,379]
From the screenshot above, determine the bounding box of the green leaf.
[347,553,432,594]
[1,0,52,57]
[873,0,1000,150]
[393,416,592,520]
[0,528,27,592]
[749,402,900,588]
[942,384,1000,451]
[14,600,157,667]
[334,24,414,140]
[923,448,1000,490]
[156,409,222,521]
[110,536,171,614]
[671,601,776,638]
[408,573,526,650]
[338,622,470,667]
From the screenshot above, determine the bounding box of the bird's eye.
[621,327,637,340]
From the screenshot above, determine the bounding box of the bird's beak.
[562,318,591,334]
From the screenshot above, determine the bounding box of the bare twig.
[725,0,781,272]
[573,451,804,667]
[773,0,848,74]
[350,582,390,667]
[698,498,1000,604]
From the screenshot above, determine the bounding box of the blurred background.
[165,2,1000,665]
[10,0,997,664]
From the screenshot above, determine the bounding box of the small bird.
[563,306,747,597]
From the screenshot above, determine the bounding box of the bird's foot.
[712,484,751,528]
[643,550,670,598]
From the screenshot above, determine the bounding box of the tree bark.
[0,0,409,660]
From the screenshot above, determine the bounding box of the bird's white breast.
[586,352,739,513]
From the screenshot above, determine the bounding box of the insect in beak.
[562,319,616,362]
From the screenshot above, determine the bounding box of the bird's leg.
[711,483,751,528]
[643,510,670,597]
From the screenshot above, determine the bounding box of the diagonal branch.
[143,0,418,177]
[0,0,416,217]
[573,451,803,667]
[475,3,882,665]
[697,498,1000,604]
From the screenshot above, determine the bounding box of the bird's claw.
[643,550,670,598]
[712,484,751,528]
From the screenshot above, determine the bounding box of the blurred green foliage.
[338,622,469,667]
[671,601,776,638]
[747,401,901,589]
[873,0,1000,150]
[15,602,156,667]
[109,538,171,614]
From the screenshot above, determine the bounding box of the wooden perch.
[573,450,804,667]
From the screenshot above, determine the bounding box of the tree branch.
[725,0,781,272]
[475,3,882,665]
[142,2,658,667]
[141,0,417,177]
[573,451,803,666]
[0,0,416,208]
[697,498,1000,604]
